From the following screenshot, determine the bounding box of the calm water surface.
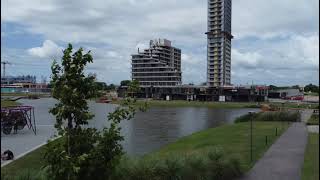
[18,98,259,156]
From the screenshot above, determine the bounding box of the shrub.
[111,148,242,180]
[1,168,48,180]
[307,114,319,125]
[257,111,300,122]
[235,111,301,123]
[234,113,260,123]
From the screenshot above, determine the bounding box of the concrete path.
[238,122,308,180]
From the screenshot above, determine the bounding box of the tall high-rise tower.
[206,0,233,87]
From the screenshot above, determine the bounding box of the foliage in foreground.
[234,111,301,123]
[306,114,319,125]
[2,121,290,180]
[44,44,145,180]
[112,148,242,180]
[2,148,242,180]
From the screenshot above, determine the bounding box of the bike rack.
[1,106,36,135]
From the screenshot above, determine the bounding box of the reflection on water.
[18,98,259,155]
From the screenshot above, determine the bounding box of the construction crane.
[1,61,12,77]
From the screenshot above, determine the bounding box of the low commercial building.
[268,88,304,100]
[118,85,269,102]
[1,75,36,85]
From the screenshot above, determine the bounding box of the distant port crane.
[1,60,12,77]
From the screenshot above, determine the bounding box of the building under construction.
[124,37,269,102]
[131,39,182,87]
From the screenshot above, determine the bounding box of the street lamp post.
[249,111,255,162]
[281,102,285,129]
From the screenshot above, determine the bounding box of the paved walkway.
[238,122,308,180]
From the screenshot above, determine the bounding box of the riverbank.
[149,121,289,171]
[112,99,259,108]
[111,99,318,109]
[1,121,289,178]
[1,100,20,107]
[1,93,51,98]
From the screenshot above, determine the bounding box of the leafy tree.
[268,85,278,91]
[107,83,116,91]
[291,85,300,89]
[120,80,131,86]
[304,83,319,93]
[95,82,108,90]
[45,44,146,180]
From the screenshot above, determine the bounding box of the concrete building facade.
[131,39,182,87]
[206,0,233,87]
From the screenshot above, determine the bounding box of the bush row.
[235,111,301,123]
[111,148,242,180]
[2,148,242,180]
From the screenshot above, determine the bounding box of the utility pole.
[1,61,11,77]
[249,111,255,162]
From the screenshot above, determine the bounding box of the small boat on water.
[96,96,112,103]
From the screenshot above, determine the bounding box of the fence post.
[265,136,268,145]
[275,127,278,136]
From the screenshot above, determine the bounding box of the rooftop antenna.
[1,60,12,77]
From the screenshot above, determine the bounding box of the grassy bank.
[307,114,319,125]
[112,99,318,109]
[1,121,289,179]
[149,121,289,171]
[1,100,20,107]
[234,111,301,123]
[114,100,260,108]
[1,93,51,97]
[301,133,319,180]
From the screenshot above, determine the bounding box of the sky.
[1,0,319,86]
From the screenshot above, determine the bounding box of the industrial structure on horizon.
[206,0,233,87]
[1,75,49,93]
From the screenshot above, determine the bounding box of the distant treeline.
[269,84,318,93]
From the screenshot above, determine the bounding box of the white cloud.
[28,40,62,58]
[1,0,319,85]
[135,43,149,52]
[231,34,319,85]
[232,49,262,68]
[233,0,319,39]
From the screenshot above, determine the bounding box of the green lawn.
[301,133,319,180]
[307,114,319,125]
[1,93,51,97]
[148,121,289,171]
[1,138,61,178]
[1,121,289,178]
[1,144,47,177]
[1,93,32,96]
[1,100,20,107]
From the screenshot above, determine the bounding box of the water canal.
[1,98,260,163]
